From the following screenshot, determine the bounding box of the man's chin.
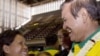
[70,38,74,42]
[71,38,79,42]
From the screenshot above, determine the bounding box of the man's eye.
[62,18,67,22]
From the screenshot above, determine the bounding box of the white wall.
[97,0,100,1]
[32,0,65,15]
[0,0,31,32]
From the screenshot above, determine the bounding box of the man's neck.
[82,25,99,42]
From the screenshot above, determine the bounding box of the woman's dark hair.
[0,29,23,56]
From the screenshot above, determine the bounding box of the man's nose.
[63,23,67,30]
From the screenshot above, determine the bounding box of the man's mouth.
[66,27,72,34]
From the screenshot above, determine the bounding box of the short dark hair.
[0,29,23,56]
[45,34,58,46]
[61,0,100,20]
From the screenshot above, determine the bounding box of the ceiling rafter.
[17,0,57,7]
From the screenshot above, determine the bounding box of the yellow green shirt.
[70,27,100,56]
[44,47,59,56]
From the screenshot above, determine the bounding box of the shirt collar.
[45,47,57,50]
[71,27,100,51]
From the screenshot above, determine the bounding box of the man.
[61,0,100,56]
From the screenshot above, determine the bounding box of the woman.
[57,29,72,56]
[0,29,28,56]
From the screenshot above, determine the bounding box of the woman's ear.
[3,45,10,54]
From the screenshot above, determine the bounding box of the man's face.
[7,35,28,56]
[61,3,86,42]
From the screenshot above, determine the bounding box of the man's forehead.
[61,3,72,18]
[62,2,71,9]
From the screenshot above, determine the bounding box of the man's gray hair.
[70,0,100,20]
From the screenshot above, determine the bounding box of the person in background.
[57,29,72,51]
[61,0,100,56]
[56,29,72,56]
[37,51,51,56]
[44,34,59,56]
[0,29,28,56]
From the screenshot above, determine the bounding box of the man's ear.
[77,8,89,23]
[3,45,10,53]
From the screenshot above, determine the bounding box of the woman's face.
[5,34,28,56]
